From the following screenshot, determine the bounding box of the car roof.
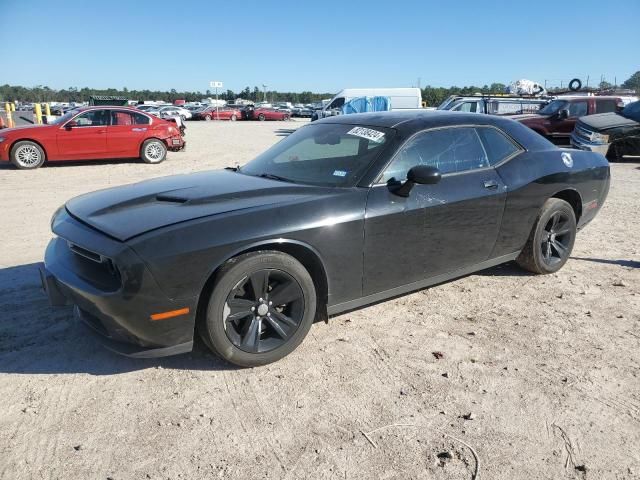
[314,110,555,151]
[314,110,511,129]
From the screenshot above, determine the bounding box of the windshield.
[240,123,394,187]
[538,99,567,115]
[621,101,640,122]
[50,110,79,125]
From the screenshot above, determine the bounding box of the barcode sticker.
[347,127,385,143]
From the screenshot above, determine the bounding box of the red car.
[195,107,242,121]
[252,107,290,121]
[0,106,185,169]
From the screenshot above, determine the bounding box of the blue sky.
[1,0,638,94]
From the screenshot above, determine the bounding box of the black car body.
[40,111,610,365]
[571,100,640,159]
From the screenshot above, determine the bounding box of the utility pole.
[262,84,267,102]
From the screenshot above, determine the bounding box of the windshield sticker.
[347,127,385,143]
[333,170,347,177]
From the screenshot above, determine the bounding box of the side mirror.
[393,165,441,197]
[558,108,569,119]
[65,120,77,129]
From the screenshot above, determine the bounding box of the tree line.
[1,71,637,107]
[0,84,335,105]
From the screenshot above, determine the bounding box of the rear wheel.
[230,114,237,121]
[10,141,45,169]
[140,139,167,164]
[201,251,317,367]
[516,198,576,274]
[283,114,290,121]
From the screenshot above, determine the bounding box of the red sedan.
[0,106,185,169]
[253,108,290,121]
[195,107,242,121]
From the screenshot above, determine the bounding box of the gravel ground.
[0,119,638,480]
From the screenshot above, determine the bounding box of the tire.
[10,141,46,169]
[258,113,266,121]
[283,115,290,121]
[568,78,582,91]
[201,251,317,367]
[230,114,237,122]
[204,114,212,121]
[140,138,167,164]
[516,198,577,274]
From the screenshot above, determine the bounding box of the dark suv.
[513,96,623,145]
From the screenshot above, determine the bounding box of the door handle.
[483,180,498,189]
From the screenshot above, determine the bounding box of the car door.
[107,110,150,157]
[551,100,589,142]
[363,126,508,296]
[56,109,109,159]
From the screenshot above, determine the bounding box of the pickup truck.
[512,96,624,145]
[571,100,640,159]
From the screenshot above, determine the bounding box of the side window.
[73,110,109,127]
[476,127,521,165]
[596,100,617,113]
[452,102,477,113]
[111,111,134,125]
[568,101,588,117]
[380,127,489,183]
[327,97,345,110]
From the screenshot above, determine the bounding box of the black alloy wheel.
[540,211,572,267]
[517,198,576,274]
[201,251,316,367]
[224,269,304,353]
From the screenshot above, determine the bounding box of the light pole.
[262,84,267,103]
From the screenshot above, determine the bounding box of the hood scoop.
[156,193,189,203]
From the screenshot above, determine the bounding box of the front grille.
[65,241,121,290]
[574,123,595,142]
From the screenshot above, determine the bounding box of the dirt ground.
[0,119,638,480]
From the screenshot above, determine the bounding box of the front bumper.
[41,210,197,358]
[570,132,610,155]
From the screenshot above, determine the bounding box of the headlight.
[0,137,6,143]
[50,205,65,230]
[591,132,609,144]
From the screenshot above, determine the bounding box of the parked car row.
[178,104,291,122]
[436,92,640,159]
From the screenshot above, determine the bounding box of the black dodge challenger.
[40,111,610,366]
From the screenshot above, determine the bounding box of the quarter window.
[380,127,489,183]
[476,127,520,165]
[568,101,588,117]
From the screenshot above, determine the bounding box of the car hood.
[65,170,337,241]
[0,123,54,135]
[578,113,639,131]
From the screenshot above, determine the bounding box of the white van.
[313,88,423,120]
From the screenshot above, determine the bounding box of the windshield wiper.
[256,173,294,183]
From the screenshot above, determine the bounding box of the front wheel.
[204,114,212,121]
[10,141,46,169]
[230,114,237,121]
[140,139,167,164]
[201,251,317,367]
[258,113,266,121]
[516,198,576,274]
